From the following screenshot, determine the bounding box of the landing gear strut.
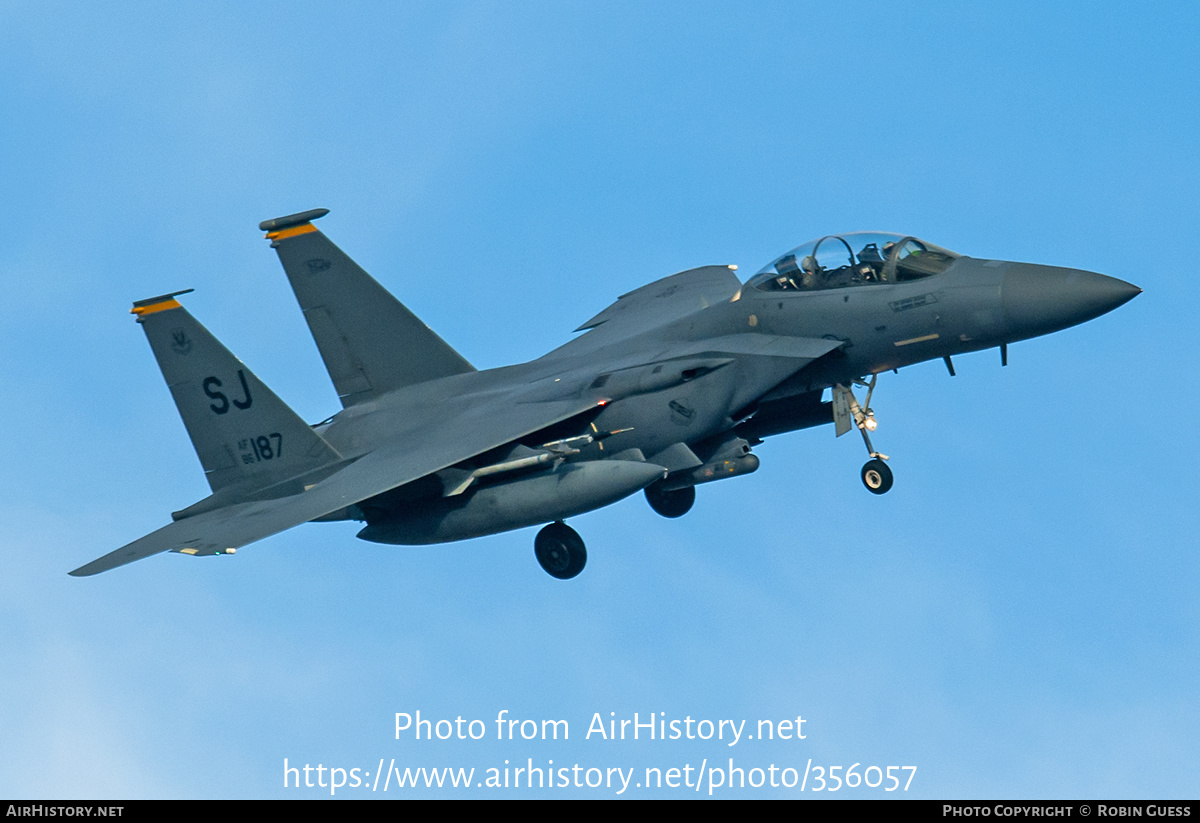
[644,483,695,518]
[834,374,894,495]
[534,521,587,579]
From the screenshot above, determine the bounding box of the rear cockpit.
[749,232,960,292]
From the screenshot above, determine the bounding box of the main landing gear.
[834,374,893,495]
[644,483,695,518]
[534,521,587,579]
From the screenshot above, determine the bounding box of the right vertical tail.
[260,209,476,407]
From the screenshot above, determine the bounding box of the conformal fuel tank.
[357,459,667,545]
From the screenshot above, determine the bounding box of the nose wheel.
[861,458,893,494]
[534,521,587,579]
[834,375,894,495]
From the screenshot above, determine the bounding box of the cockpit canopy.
[749,232,960,292]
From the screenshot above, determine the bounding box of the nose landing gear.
[833,375,893,495]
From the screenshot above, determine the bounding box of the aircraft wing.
[542,265,742,360]
[70,394,607,576]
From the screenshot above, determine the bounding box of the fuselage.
[323,236,1139,544]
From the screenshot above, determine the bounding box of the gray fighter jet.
[70,210,1140,578]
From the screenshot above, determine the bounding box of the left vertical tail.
[133,291,342,495]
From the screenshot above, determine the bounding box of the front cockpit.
[749,232,960,292]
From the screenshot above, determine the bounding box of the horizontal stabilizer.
[71,391,609,576]
[262,209,475,406]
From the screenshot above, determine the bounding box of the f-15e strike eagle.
[71,209,1139,579]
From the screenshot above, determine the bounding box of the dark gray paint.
[70,211,1139,577]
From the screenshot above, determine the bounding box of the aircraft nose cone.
[1002,263,1140,341]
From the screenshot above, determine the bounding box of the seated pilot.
[858,243,884,265]
[799,255,819,289]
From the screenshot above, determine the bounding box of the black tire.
[534,521,587,579]
[644,483,696,518]
[861,459,893,495]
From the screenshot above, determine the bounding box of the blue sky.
[0,1,1195,798]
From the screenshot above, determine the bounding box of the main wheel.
[534,521,587,579]
[644,483,696,518]
[861,459,893,495]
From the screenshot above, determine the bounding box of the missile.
[439,426,637,497]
